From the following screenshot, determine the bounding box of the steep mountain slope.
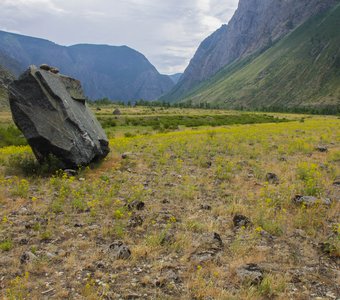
[169,73,183,84]
[181,4,340,112]
[0,64,14,109]
[163,0,338,102]
[0,31,174,101]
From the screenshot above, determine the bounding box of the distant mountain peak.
[0,30,174,101]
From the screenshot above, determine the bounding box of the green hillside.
[0,86,8,110]
[181,4,340,113]
[0,66,14,110]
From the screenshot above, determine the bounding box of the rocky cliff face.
[164,0,338,101]
[0,31,174,101]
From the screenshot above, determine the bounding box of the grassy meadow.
[0,105,339,299]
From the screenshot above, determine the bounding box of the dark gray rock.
[64,169,77,177]
[200,204,212,210]
[190,232,223,262]
[333,177,340,187]
[316,145,328,152]
[20,251,37,264]
[233,214,252,228]
[236,264,264,285]
[9,65,109,169]
[127,200,145,211]
[113,108,121,115]
[39,64,51,71]
[109,241,131,260]
[128,215,144,228]
[266,173,279,184]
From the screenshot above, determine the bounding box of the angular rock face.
[9,65,109,168]
[163,0,338,101]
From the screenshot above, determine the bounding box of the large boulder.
[9,65,109,168]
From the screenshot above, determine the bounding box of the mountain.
[0,31,174,101]
[169,73,183,84]
[0,64,14,109]
[179,3,340,112]
[163,0,338,102]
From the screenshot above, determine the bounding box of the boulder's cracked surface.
[9,65,109,168]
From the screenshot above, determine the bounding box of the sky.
[0,0,239,74]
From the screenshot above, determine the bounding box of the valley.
[0,105,339,299]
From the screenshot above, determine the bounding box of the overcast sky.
[0,0,239,74]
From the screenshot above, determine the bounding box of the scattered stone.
[46,252,56,258]
[128,215,144,228]
[190,232,223,262]
[316,145,328,152]
[109,241,131,260]
[122,152,132,159]
[128,200,145,211]
[39,64,51,71]
[64,169,77,177]
[236,264,264,285]
[50,67,59,74]
[326,291,337,299]
[96,262,105,269]
[20,251,37,264]
[155,266,181,287]
[333,177,340,187]
[265,173,279,184]
[9,65,110,169]
[113,108,121,115]
[200,204,212,210]
[18,239,29,247]
[293,195,332,207]
[233,214,252,228]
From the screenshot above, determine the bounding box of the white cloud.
[0,0,239,74]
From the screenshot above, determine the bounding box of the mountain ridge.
[162,0,338,102]
[179,3,340,112]
[0,30,174,101]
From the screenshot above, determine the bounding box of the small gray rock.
[236,263,264,285]
[39,64,51,71]
[20,251,37,264]
[64,169,77,176]
[293,195,332,207]
[109,241,131,260]
[233,214,252,228]
[200,204,212,210]
[333,177,340,187]
[316,145,328,152]
[50,67,59,74]
[128,200,145,211]
[265,173,279,184]
[190,232,223,262]
[113,108,121,115]
[128,215,144,228]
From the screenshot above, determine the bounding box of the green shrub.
[0,126,27,148]
[0,240,13,251]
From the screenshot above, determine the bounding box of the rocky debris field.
[0,116,339,299]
